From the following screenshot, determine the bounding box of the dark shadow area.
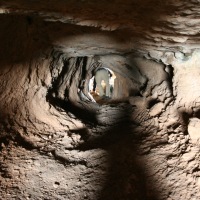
[194,109,200,119]
[46,94,99,125]
[0,14,50,66]
[147,98,160,109]
[73,104,161,200]
[0,135,12,151]
[177,110,192,135]
[166,65,174,95]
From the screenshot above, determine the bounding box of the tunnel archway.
[88,67,116,104]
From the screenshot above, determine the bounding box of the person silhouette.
[94,68,112,98]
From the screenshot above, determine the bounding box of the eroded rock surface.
[1,0,200,200]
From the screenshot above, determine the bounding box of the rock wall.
[1,1,200,200]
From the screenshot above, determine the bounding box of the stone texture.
[188,118,200,144]
[0,0,200,200]
[149,102,165,117]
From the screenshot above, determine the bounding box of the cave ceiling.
[1,0,200,58]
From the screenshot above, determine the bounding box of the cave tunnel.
[1,1,200,200]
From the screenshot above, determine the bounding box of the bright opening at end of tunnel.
[89,68,116,104]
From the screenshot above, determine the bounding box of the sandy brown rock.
[1,0,200,200]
